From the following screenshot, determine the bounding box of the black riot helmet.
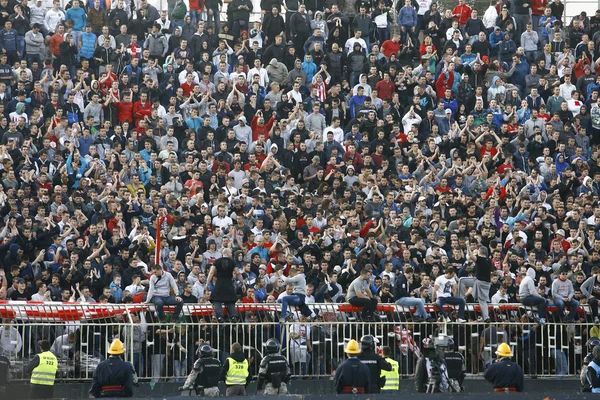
[587,337,600,352]
[200,344,213,358]
[360,335,375,351]
[265,338,281,354]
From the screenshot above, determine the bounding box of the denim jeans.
[133,351,144,377]
[311,352,325,375]
[151,354,166,382]
[395,297,429,319]
[206,9,220,33]
[521,295,548,319]
[151,296,183,321]
[16,36,24,58]
[550,348,568,376]
[436,296,465,319]
[525,50,538,64]
[553,297,579,320]
[174,358,187,382]
[280,293,310,318]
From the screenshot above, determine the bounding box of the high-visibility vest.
[380,357,399,391]
[225,357,249,386]
[30,351,58,386]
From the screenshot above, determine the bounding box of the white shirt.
[434,275,457,299]
[345,37,367,54]
[323,126,344,144]
[247,67,269,88]
[567,98,582,116]
[491,291,509,303]
[124,283,145,296]
[287,89,303,104]
[416,0,432,15]
[559,82,576,100]
[178,70,200,85]
[212,215,233,230]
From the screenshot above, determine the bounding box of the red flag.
[155,216,165,265]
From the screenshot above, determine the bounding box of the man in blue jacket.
[397,0,417,45]
[0,20,18,65]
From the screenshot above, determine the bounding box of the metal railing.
[0,301,594,382]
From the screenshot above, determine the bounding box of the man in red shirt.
[180,72,197,96]
[452,0,472,26]
[381,34,401,57]
[112,93,134,123]
[375,72,395,100]
[241,286,259,304]
[133,92,152,127]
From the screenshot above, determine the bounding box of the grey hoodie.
[267,58,289,87]
[581,275,600,299]
[282,272,307,295]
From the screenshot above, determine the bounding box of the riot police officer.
[587,345,600,393]
[483,343,524,393]
[89,339,134,398]
[257,339,291,395]
[180,344,222,397]
[582,337,600,392]
[334,340,371,394]
[357,335,392,393]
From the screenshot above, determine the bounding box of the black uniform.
[89,356,134,398]
[184,357,223,391]
[483,358,525,392]
[0,355,9,393]
[257,354,291,394]
[358,349,392,393]
[334,357,371,394]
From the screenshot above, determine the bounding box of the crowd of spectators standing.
[0,0,598,382]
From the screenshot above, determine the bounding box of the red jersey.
[381,39,401,57]
[375,80,396,100]
[452,4,472,25]
[113,101,134,123]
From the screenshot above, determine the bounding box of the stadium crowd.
[0,0,598,383]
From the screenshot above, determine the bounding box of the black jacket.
[358,349,392,393]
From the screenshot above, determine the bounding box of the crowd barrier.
[0,301,594,382]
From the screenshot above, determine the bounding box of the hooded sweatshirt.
[301,55,317,82]
[555,153,569,175]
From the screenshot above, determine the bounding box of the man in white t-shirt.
[491,284,509,303]
[433,267,467,322]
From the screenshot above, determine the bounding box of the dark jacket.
[89,356,134,397]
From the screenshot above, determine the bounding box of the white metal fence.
[0,302,594,382]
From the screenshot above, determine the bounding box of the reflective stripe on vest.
[31,351,58,386]
[380,357,399,391]
[225,357,249,386]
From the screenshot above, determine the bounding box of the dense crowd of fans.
[0,0,598,381]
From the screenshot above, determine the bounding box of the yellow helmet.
[345,339,361,355]
[495,342,513,358]
[108,339,125,355]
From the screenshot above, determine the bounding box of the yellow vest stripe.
[225,358,249,385]
[380,357,400,391]
[30,351,58,386]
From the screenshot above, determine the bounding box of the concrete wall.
[4,377,579,399]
